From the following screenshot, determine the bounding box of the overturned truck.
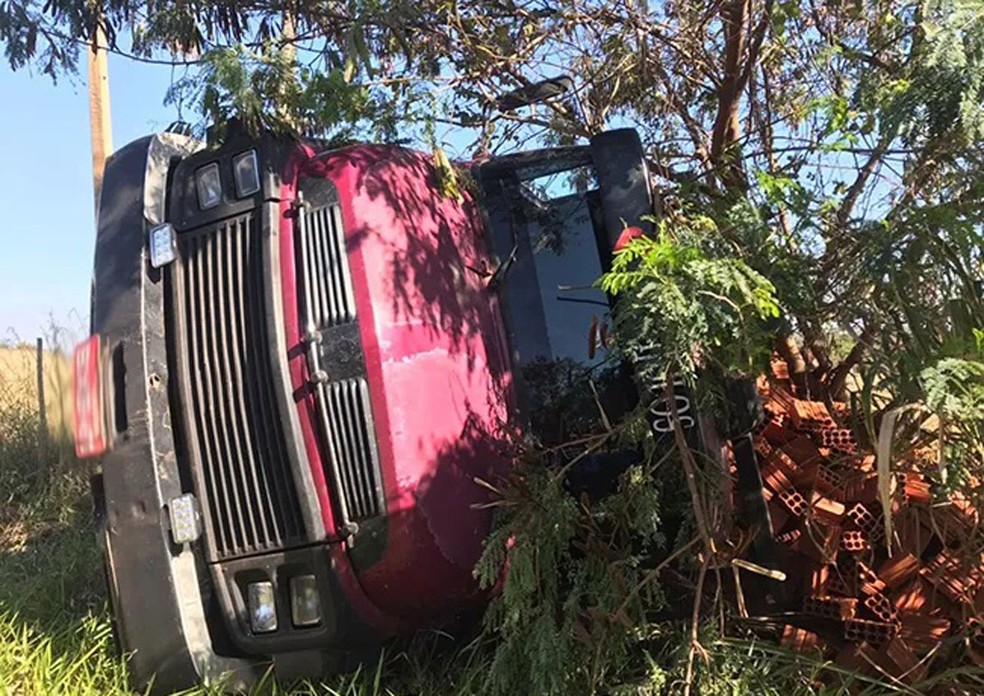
[71,103,690,691]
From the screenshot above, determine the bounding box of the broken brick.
[811,492,847,526]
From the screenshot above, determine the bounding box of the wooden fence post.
[36,337,47,462]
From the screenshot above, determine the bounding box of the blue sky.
[0,55,180,346]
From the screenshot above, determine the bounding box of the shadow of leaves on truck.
[352,397,514,619]
[324,146,511,386]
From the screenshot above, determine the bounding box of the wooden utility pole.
[87,21,112,213]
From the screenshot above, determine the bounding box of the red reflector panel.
[73,336,108,459]
[614,226,646,252]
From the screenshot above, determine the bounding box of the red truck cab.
[74,120,654,692]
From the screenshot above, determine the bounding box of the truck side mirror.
[497,75,575,111]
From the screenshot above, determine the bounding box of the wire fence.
[0,323,83,505]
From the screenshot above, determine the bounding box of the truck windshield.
[481,161,609,371]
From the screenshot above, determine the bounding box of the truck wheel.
[90,473,124,657]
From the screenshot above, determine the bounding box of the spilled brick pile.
[748,363,984,684]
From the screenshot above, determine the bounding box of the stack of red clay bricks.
[750,364,983,685]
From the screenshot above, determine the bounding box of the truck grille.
[298,202,384,522]
[172,212,306,560]
[323,378,383,520]
[301,204,356,327]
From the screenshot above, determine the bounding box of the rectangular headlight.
[247,581,278,633]
[148,222,176,268]
[168,493,202,545]
[195,162,222,209]
[233,150,260,198]
[290,575,322,627]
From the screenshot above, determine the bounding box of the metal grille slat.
[311,206,333,325]
[173,212,306,560]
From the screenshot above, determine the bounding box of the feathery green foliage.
[599,212,780,383]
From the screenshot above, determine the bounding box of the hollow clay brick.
[775,526,801,545]
[843,473,880,504]
[845,618,899,647]
[780,435,824,469]
[863,592,899,624]
[769,502,791,533]
[811,565,831,595]
[896,513,936,558]
[873,639,926,684]
[841,530,870,554]
[779,488,809,518]
[760,420,796,447]
[901,473,932,505]
[857,561,887,597]
[771,360,790,381]
[899,613,950,651]
[795,521,841,564]
[894,579,931,615]
[846,502,877,531]
[920,552,984,604]
[790,400,834,429]
[820,427,859,455]
[805,596,858,621]
[781,625,821,654]
[878,554,920,591]
[761,461,793,497]
[834,643,872,676]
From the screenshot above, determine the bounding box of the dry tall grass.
[0,343,73,443]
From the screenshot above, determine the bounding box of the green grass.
[0,484,491,696]
[0,495,494,696]
[3,364,984,695]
